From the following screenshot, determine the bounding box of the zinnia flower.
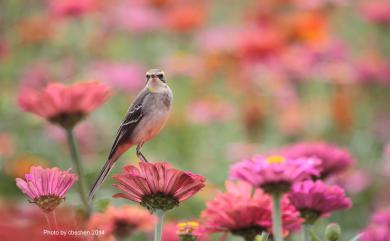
[288,180,352,224]
[282,142,355,178]
[18,81,110,129]
[360,0,390,25]
[201,181,302,241]
[49,0,96,18]
[177,221,206,241]
[88,205,155,241]
[230,155,321,195]
[15,166,77,213]
[112,162,205,212]
[361,209,390,241]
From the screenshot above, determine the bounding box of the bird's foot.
[137,151,149,162]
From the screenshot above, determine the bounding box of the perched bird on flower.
[15,166,77,213]
[18,81,110,129]
[88,205,155,241]
[89,69,173,201]
[112,162,205,212]
[288,180,352,224]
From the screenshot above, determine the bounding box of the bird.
[88,69,173,202]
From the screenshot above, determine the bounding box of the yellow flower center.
[177,221,199,235]
[266,156,286,164]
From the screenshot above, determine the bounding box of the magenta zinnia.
[282,142,355,178]
[230,155,321,195]
[15,166,77,213]
[18,81,110,129]
[112,162,205,212]
[288,180,352,224]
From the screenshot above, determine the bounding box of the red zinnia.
[18,81,110,129]
[112,162,206,212]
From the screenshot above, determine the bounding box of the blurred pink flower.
[15,166,77,213]
[201,181,302,240]
[0,133,14,157]
[112,162,205,212]
[90,62,145,91]
[362,209,390,241]
[356,55,390,85]
[288,180,352,224]
[197,26,241,54]
[230,155,321,194]
[328,169,371,194]
[282,142,355,178]
[186,99,235,124]
[18,81,110,129]
[113,4,163,32]
[360,0,390,25]
[49,0,96,18]
[236,27,284,63]
[88,205,155,241]
[163,223,181,241]
[294,0,348,10]
[0,204,85,241]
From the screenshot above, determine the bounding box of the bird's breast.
[131,91,172,143]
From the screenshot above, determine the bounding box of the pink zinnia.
[49,0,96,18]
[201,181,303,241]
[15,166,77,213]
[18,81,110,129]
[288,180,352,224]
[361,209,390,241]
[112,162,205,212]
[360,0,390,25]
[230,155,321,195]
[88,205,155,241]
[282,142,355,178]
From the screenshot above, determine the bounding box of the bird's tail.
[88,157,117,203]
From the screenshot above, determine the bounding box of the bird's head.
[145,69,167,93]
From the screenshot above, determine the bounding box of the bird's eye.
[157,74,164,79]
[146,74,150,79]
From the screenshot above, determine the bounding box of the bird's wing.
[107,90,149,160]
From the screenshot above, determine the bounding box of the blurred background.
[0,0,390,240]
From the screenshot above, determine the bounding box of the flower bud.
[325,223,341,241]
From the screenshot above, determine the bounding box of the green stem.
[154,209,164,241]
[303,223,311,241]
[65,128,90,216]
[272,194,283,241]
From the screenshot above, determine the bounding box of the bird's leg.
[136,143,148,162]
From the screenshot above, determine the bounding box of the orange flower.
[289,12,329,45]
[165,4,206,32]
[17,16,53,44]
